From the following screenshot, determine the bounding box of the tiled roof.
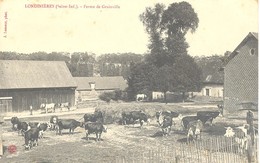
[74,76,127,90]
[0,60,77,89]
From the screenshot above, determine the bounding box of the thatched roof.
[74,76,127,91]
[0,60,77,89]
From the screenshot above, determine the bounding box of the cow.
[160,116,173,136]
[197,111,220,126]
[121,111,149,128]
[56,119,82,135]
[186,120,203,143]
[11,117,20,130]
[24,128,40,150]
[56,102,71,112]
[49,116,59,131]
[83,111,103,123]
[181,116,198,130]
[40,103,56,113]
[84,122,107,141]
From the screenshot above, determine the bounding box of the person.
[246,110,254,125]
[30,105,33,115]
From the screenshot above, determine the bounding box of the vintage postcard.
[0,0,258,162]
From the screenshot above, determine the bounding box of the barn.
[223,32,258,114]
[0,60,77,112]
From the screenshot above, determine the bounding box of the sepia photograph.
[0,0,258,162]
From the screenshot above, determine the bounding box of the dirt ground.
[0,103,256,163]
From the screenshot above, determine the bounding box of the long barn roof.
[74,76,127,91]
[0,60,77,89]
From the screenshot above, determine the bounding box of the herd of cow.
[10,110,107,150]
[9,109,254,153]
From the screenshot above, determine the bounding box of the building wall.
[224,38,258,114]
[0,88,75,112]
[201,84,224,97]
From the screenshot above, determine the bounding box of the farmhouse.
[74,76,127,101]
[224,32,258,114]
[0,60,77,112]
[200,72,224,98]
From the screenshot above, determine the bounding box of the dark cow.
[85,122,107,141]
[24,128,40,150]
[83,111,103,123]
[57,119,82,135]
[197,111,220,126]
[160,116,173,136]
[49,116,59,131]
[122,111,149,127]
[11,117,20,130]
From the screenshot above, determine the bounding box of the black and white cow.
[84,122,107,141]
[160,116,173,136]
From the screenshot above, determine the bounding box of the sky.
[0,0,258,57]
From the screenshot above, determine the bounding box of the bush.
[99,92,114,103]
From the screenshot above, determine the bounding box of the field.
[0,102,257,163]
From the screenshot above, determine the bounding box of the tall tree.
[136,2,201,102]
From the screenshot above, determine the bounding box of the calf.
[57,119,82,135]
[85,122,107,141]
[11,117,20,130]
[24,128,40,150]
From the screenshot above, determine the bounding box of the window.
[250,48,256,55]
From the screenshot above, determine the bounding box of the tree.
[136,2,201,102]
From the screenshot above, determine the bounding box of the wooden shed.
[0,60,77,112]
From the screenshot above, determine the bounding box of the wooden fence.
[100,136,258,163]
